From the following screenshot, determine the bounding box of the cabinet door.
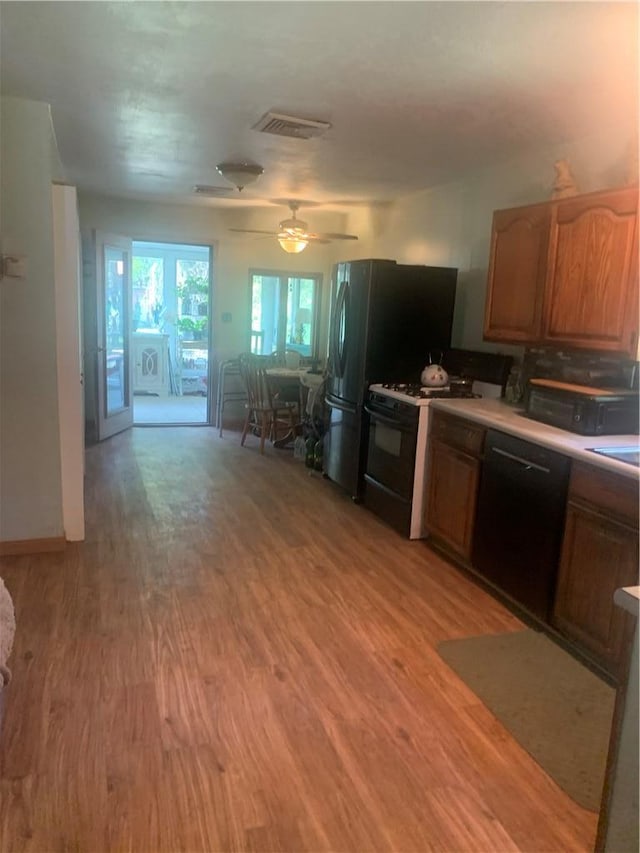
[544,187,639,354]
[133,335,169,394]
[425,439,481,560]
[483,203,550,343]
[552,501,639,674]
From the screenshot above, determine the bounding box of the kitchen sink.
[589,446,640,467]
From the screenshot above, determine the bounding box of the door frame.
[131,239,215,424]
[53,183,85,540]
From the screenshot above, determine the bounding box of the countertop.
[429,397,640,480]
[614,586,640,617]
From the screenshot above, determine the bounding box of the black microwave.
[524,380,639,436]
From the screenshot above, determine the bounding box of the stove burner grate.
[380,382,478,399]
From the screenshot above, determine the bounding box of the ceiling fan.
[229,201,358,253]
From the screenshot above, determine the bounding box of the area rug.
[437,629,615,811]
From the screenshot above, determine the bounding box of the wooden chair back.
[238,353,276,412]
[237,352,298,454]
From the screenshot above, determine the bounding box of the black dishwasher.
[472,430,570,620]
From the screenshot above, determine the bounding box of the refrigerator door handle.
[333,280,348,379]
[325,394,357,415]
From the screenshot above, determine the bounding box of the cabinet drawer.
[569,462,639,527]
[430,411,485,456]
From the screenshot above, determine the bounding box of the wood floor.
[0,427,598,852]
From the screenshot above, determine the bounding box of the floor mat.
[437,628,615,811]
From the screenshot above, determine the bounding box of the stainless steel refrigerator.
[324,258,457,500]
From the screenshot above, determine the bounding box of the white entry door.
[96,232,134,440]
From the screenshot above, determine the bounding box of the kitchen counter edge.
[429,398,640,480]
[614,586,640,617]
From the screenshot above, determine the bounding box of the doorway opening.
[132,241,212,425]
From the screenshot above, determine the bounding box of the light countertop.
[429,397,640,480]
[614,586,640,617]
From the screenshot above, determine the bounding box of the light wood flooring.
[0,427,598,852]
[133,394,208,425]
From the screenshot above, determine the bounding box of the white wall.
[77,194,360,366]
[0,97,64,542]
[53,184,84,541]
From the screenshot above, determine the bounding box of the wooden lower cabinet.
[425,412,485,562]
[552,463,639,677]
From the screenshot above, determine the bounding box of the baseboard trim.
[0,537,66,556]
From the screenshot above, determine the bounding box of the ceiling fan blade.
[229,228,279,236]
[310,232,359,241]
[306,236,331,244]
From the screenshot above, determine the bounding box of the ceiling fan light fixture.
[215,161,264,191]
[278,234,308,253]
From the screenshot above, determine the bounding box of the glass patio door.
[96,232,133,440]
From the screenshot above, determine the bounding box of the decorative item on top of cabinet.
[425,411,486,563]
[552,462,639,680]
[551,159,579,199]
[484,185,639,357]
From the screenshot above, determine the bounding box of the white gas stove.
[365,380,503,539]
[368,381,502,405]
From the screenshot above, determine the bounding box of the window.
[250,270,321,358]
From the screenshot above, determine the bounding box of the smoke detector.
[253,111,331,140]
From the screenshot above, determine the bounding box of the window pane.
[132,256,164,331]
[250,274,279,354]
[286,277,316,357]
[176,259,209,342]
[250,272,320,359]
[105,246,127,414]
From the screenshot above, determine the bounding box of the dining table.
[265,367,325,448]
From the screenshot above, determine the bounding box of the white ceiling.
[1,1,637,212]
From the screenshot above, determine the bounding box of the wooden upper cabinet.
[484,203,550,343]
[544,187,639,354]
[483,186,639,355]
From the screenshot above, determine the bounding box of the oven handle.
[364,404,417,433]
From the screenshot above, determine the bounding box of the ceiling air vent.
[193,184,234,196]
[252,111,331,140]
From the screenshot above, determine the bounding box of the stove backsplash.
[520,348,639,396]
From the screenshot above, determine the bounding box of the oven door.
[364,405,418,498]
[362,402,419,535]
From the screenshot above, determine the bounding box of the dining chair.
[238,353,299,454]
